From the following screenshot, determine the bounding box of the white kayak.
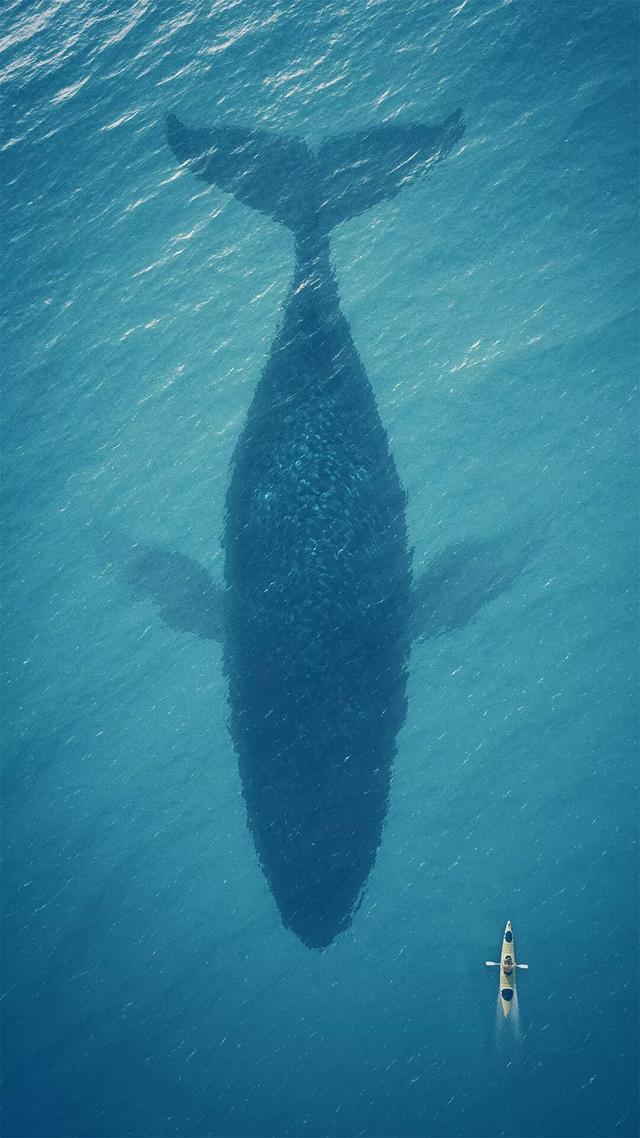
[485,920,528,1017]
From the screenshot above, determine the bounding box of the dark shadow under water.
[116,109,523,948]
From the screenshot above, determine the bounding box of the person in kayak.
[502,955,515,975]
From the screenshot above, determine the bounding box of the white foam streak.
[0,0,68,53]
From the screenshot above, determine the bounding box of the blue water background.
[2,1,638,1135]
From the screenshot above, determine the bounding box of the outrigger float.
[485,921,528,1017]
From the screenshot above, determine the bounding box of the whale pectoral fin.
[411,535,533,641]
[126,547,224,642]
[165,113,313,231]
[317,110,464,229]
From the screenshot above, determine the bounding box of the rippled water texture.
[2,1,638,1136]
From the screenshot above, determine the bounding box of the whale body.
[224,233,410,949]
[164,110,464,947]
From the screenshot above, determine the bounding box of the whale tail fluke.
[165,113,315,232]
[165,109,464,236]
[316,110,464,229]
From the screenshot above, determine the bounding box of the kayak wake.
[494,990,523,1049]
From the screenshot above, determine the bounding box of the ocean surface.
[2,1,638,1136]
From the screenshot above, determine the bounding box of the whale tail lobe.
[165,110,464,236]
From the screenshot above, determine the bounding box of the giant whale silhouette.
[132,110,497,949]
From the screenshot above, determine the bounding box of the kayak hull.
[499,920,516,1017]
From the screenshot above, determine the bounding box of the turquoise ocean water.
[2,1,638,1135]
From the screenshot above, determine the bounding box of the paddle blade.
[485,961,499,967]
